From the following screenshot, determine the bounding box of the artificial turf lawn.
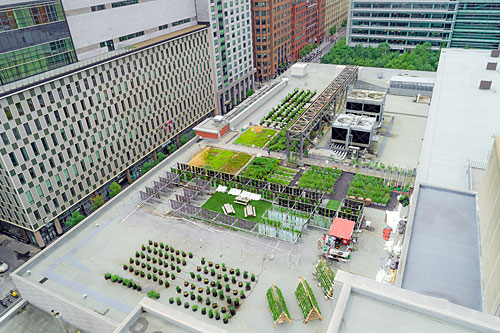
[234,127,277,147]
[193,148,251,174]
[201,192,272,222]
[326,200,341,210]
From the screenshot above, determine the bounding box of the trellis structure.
[295,278,322,324]
[314,258,335,299]
[287,66,358,159]
[266,284,292,328]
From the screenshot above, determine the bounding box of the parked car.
[0,261,8,273]
[0,261,9,273]
[0,300,7,308]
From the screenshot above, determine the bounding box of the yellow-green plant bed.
[234,126,276,147]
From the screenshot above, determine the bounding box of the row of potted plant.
[142,241,194,259]
[104,273,142,291]
[168,297,232,323]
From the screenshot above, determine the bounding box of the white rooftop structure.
[417,48,500,190]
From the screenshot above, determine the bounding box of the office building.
[346,0,457,50]
[251,0,291,82]
[324,0,348,37]
[0,23,216,247]
[290,0,325,61]
[0,0,77,84]
[202,0,256,114]
[451,0,500,49]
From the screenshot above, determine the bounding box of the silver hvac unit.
[345,89,386,126]
[332,114,376,148]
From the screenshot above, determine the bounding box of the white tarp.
[216,185,227,193]
[228,188,242,196]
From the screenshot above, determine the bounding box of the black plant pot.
[177,301,181,306]
[206,299,211,305]
[191,295,195,301]
[169,299,174,304]
[191,284,196,290]
[223,318,228,324]
[184,303,189,309]
[215,315,220,320]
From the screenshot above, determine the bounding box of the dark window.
[51,133,58,145]
[31,142,39,155]
[9,152,18,166]
[28,168,36,178]
[18,174,26,185]
[34,119,42,130]
[41,138,49,150]
[0,133,9,145]
[24,123,32,135]
[13,128,21,140]
[34,210,41,220]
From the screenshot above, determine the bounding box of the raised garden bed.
[313,258,334,299]
[298,166,342,193]
[241,157,280,180]
[266,284,291,327]
[189,148,251,174]
[326,200,341,210]
[347,174,391,205]
[260,89,316,129]
[234,126,276,147]
[295,277,322,323]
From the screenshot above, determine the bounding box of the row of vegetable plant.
[347,174,391,204]
[298,166,342,193]
[314,259,335,297]
[295,278,321,321]
[266,284,291,323]
[260,89,316,129]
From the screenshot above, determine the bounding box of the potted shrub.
[123,264,128,271]
[152,267,157,273]
[245,282,251,291]
[148,240,153,246]
[147,246,152,253]
[176,297,181,306]
[251,273,256,282]
[240,291,245,299]
[215,310,220,320]
[212,303,218,309]
[212,288,217,297]
[221,306,226,314]
[206,287,211,295]
[146,264,151,271]
[229,306,235,315]
[208,261,213,267]
[153,249,158,256]
[197,266,201,272]
[158,279,163,286]
[152,257,157,264]
[164,280,169,288]
[176,286,181,294]
[170,254,174,261]
[197,295,203,302]
[184,302,189,309]
[170,263,175,270]
[210,268,215,277]
[147,273,151,280]
[229,268,235,275]
[153,241,158,248]
[215,263,220,269]
[152,274,157,282]
[221,263,226,272]
[129,257,134,264]
[176,258,181,264]
[176,266,181,273]
[171,273,175,280]
[188,252,193,259]
[158,269,163,276]
[219,290,224,300]
[243,271,248,279]
[190,292,195,301]
[140,252,145,259]
[210,281,216,287]
[134,270,139,276]
[197,274,202,282]
[217,274,222,280]
[223,314,229,324]
[141,262,146,268]
[169,297,174,304]
[129,266,134,273]
[135,251,140,258]
[170,246,174,253]
[231,276,236,284]
[104,273,111,280]
[225,284,230,292]
[208,309,214,319]
[182,259,186,266]
[190,272,195,279]
[217,281,222,290]
[238,281,243,288]
[160,242,164,249]
[191,284,196,290]
[226,296,232,304]
[235,269,240,276]
[181,251,186,258]
[184,281,189,288]
[198,287,204,294]
[175,250,180,256]
[164,272,170,278]
[183,291,188,298]
[234,297,240,307]
[203,266,208,274]
[135,259,140,266]
[206,296,211,305]
[163,262,168,268]
[137,284,142,292]
[192,305,198,312]
[201,307,207,315]
[140,271,145,278]
[233,289,238,296]
[141,244,146,251]
[201,257,206,265]
[204,278,209,285]
[223,274,229,282]
[158,250,162,258]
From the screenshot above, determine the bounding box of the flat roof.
[330,271,500,333]
[401,184,481,311]
[329,218,355,239]
[417,48,500,190]
[390,76,435,84]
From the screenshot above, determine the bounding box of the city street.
[0,235,39,317]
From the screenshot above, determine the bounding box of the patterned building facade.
[0,25,216,247]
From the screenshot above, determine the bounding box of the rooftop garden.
[241,157,298,186]
[202,192,271,222]
[260,89,316,130]
[189,148,251,174]
[234,126,276,148]
[298,166,342,193]
[348,174,392,205]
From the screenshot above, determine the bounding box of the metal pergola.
[286,66,359,159]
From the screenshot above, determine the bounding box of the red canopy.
[328,217,355,240]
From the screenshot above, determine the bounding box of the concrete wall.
[12,276,119,333]
[478,137,500,316]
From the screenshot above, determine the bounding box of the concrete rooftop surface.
[418,48,500,191]
[401,184,482,311]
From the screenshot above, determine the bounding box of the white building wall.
[62,0,198,59]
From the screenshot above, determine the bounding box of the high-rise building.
[324,0,348,37]
[251,0,291,82]
[200,0,256,114]
[0,22,216,247]
[290,0,325,61]
[346,0,458,50]
[0,0,77,85]
[451,1,500,50]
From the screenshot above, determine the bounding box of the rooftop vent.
[486,62,497,70]
[479,80,492,90]
[491,50,500,58]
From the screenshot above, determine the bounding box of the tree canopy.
[321,37,440,72]
[66,211,85,227]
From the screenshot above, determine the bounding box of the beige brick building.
[324,0,347,37]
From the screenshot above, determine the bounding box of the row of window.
[91,0,139,12]
[0,1,65,32]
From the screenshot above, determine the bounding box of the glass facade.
[451,1,500,49]
[0,1,76,85]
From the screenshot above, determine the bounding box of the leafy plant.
[147,290,160,300]
[66,210,85,227]
[109,182,121,197]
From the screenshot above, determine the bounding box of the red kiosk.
[324,218,355,262]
